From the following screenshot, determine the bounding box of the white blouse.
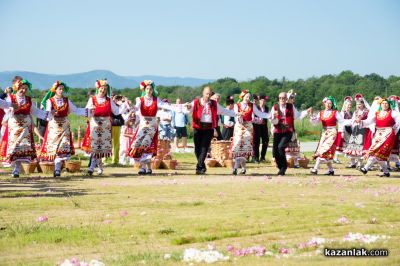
[0,95,48,120]
[46,97,88,118]
[85,96,128,115]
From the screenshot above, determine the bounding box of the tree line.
[29,70,400,110]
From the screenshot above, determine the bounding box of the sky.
[0,0,399,80]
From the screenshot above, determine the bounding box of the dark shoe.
[294,165,300,169]
[260,158,266,163]
[87,170,93,176]
[54,170,61,177]
[310,169,318,175]
[324,170,334,176]
[12,172,19,178]
[196,169,202,175]
[360,167,368,175]
[240,168,246,175]
[138,169,146,175]
[379,172,390,177]
[232,169,238,175]
[277,170,285,176]
[146,169,152,175]
[346,164,356,168]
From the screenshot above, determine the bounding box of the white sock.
[350,158,356,165]
[55,158,63,172]
[89,157,97,171]
[234,158,240,169]
[378,161,389,174]
[240,158,246,170]
[364,157,377,170]
[13,161,21,174]
[294,157,299,166]
[313,158,321,171]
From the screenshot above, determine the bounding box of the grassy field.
[0,152,399,265]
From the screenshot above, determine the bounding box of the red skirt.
[363,129,372,154]
[335,132,344,152]
[367,128,396,161]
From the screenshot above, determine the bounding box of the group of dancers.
[0,76,399,178]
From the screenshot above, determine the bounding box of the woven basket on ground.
[210,138,231,162]
[39,162,55,174]
[163,159,177,169]
[205,158,218,167]
[65,161,81,173]
[298,157,310,168]
[21,162,37,174]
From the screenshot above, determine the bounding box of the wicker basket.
[39,162,55,174]
[65,161,81,173]
[133,162,141,170]
[298,157,310,168]
[21,162,37,174]
[210,138,231,161]
[152,158,162,169]
[205,158,218,167]
[163,159,177,169]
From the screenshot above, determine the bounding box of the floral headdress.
[140,80,158,97]
[40,81,69,109]
[322,96,337,110]
[12,79,32,94]
[95,79,111,97]
[341,96,353,112]
[238,89,253,103]
[354,93,370,109]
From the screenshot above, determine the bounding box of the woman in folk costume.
[343,94,371,168]
[82,79,129,176]
[333,96,353,163]
[358,98,400,177]
[128,80,182,175]
[310,96,351,175]
[284,90,308,168]
[230,90,270,175]
[387,95,400,169]
[39,81,90,177]
[0,79,49,177]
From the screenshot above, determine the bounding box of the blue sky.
[0,0,399,80]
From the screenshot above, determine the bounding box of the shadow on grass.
[0,180,97,198]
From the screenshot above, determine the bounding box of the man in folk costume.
[82,79,129,176]
[128,80,183,175]
[186,86,235,175]
[358,98,400,177]
[221,96,235,140]
[270,92,310,176]
[343,94,371,168]
[0,79,49,177]
[284,90,308,168]
[310,96,351,175]
[333,96,353,163]
[39,81,90,177]
[252,95,269,164]
[230,90,271,175]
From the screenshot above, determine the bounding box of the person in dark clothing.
[221,96,235,140]
[252,95,269,163]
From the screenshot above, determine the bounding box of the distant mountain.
[0,70,213,89]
